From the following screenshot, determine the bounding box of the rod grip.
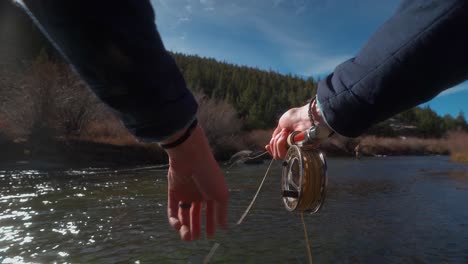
[287,131,306,146]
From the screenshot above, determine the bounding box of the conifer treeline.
[171,52,317,129]
[172,52,468,137]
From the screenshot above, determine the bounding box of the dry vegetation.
[351,132,468,162]
[194,92,246,159]
[445,131,468,163]
[359,136,449,156]
[1,60,467,163]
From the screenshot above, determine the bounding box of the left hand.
[164,125,229,241]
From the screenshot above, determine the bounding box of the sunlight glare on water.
[0,157,467,263]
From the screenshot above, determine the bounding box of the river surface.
[0,156,467,263]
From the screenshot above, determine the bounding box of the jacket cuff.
[132,92,198,142]
[316,73,363,138]
[315,96,340,137]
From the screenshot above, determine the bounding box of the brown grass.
[445,131,468,163]
[357,131,468,163]
[359,136,449,156]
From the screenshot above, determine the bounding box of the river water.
[0,156,467,263]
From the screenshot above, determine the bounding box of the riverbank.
[1,60,467,166]
[2,131,467,168]
[0,139,167,168]
[326,132,467,163]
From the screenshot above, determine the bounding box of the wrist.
[308,97,333,138]
[165,125,213,161]
[159,119,198,149]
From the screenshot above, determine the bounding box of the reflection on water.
[0,156,467,263]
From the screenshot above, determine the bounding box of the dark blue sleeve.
[19,0,198,141]
[317,0,468,137]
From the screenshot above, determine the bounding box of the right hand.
[266,99,330,160]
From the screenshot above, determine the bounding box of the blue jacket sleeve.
[19,0,197,141]
[317,0,468,137]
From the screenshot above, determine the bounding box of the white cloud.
[293,0,307,14]
[152,0,355,76]
[199,0,215,11]
[251,16,312,50]
[438,81,468,96]
[298,54,351,76]
[177,16,190,23]
[248,15,350,76]
[273,0,285,7]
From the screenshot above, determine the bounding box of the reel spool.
[281,130,328,213]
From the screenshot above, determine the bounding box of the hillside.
[1,0,467,163]
[171,52,468,137]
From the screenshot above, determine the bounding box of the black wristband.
[160,119,198,149]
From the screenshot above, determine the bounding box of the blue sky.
[151,0,468,118]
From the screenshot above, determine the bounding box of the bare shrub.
[0,67,35,139]
[0,59,104,141]
[0,59,141,146]
[26,60,103,138]
[194,92,246,159]
[79,118,137,146]
[243,129,273,150]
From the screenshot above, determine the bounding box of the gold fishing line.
[282,146,327,213]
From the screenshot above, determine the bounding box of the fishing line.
[236,157,274,225]
[204,126,328,263]
[301,212,313,264]
[203,158,274,264]
[226,151,269,170]
[204,145,324,263]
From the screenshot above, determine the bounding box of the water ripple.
[0,157,466,263]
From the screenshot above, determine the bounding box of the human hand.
[266,99,330,160]
[163,125,229,241]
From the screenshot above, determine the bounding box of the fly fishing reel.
[281,127,328,213]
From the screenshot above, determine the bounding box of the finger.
[206,200,216,238]
[178,201,191,241]
[265,145,272,156]
[269,127,282,158]
[271,134,278,159]
[269,135,276,159]
[272,130,285,160]
[167,189,181,231]
[271,126,281,139]
[179,225,191,241]
[190,202,202,240]
[216,196,228,230]
[276,131,289,159]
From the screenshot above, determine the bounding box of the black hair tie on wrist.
[160,119,198,149]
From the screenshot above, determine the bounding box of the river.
[0,156,467,263]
